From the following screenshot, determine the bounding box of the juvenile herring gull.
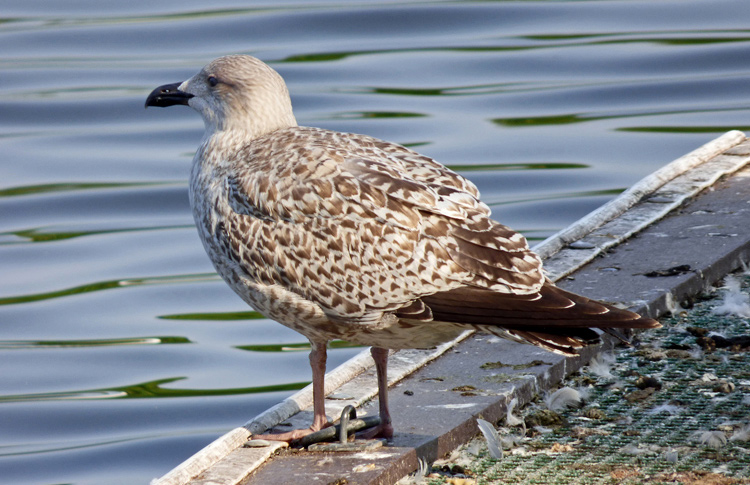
[146,55,659,441]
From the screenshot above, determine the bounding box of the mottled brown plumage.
[146,55,659,441]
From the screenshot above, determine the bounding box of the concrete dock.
[154,130,750,485]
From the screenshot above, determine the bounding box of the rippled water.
[1,1,749,483]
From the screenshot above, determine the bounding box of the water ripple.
[0,273,219,306]
[0,336,191,350]
[0,377,309,403]
[1,1,749,483]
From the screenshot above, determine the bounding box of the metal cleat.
[295,405,384,451]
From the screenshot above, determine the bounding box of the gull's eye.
[207,76,219,87]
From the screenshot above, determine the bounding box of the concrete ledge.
[558,165,750,319]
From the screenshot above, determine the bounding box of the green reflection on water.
[0,273,219,306]
[496,107,749,128]
[283,52,354,62]
[0,336,190,349]
[448,162,588,172]
[1,224,192,244]
[159,311,265,321]
[524,32,750,46]
[280,32,750,64]
[365,84,522,97]
[524,229,558,243]
[330,111,427,119]
[618,125,750,134]
[0,377,309,403]
[370,86,452,97]
[0,181,170,197]
[486,187,624,208]
[494,113,600,127]
[4,8,262,31]
[237,340,360,352]
[114,377,308,399]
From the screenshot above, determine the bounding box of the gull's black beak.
[145,82,194,108]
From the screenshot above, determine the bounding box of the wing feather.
[214,126,544,323]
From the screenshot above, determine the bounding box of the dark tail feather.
[415,283,659,355]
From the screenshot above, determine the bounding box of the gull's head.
[145,55,297,137]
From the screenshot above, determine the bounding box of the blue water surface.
[1,1,749,483]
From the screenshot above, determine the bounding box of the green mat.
[405,273,750,485]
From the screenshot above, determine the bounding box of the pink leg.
[361,346,394,439]
[252,340,332,442]
[308,340,330,432]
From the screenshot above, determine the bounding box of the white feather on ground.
[647,403,684,415]
[476,419,503,460]
[693,430,728,449]
[506,397,523,427]
[544,387,582,411]
[587,353,615,379]
[534,425,553,434]
[730,424,750,442]
[713,276,750,318]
